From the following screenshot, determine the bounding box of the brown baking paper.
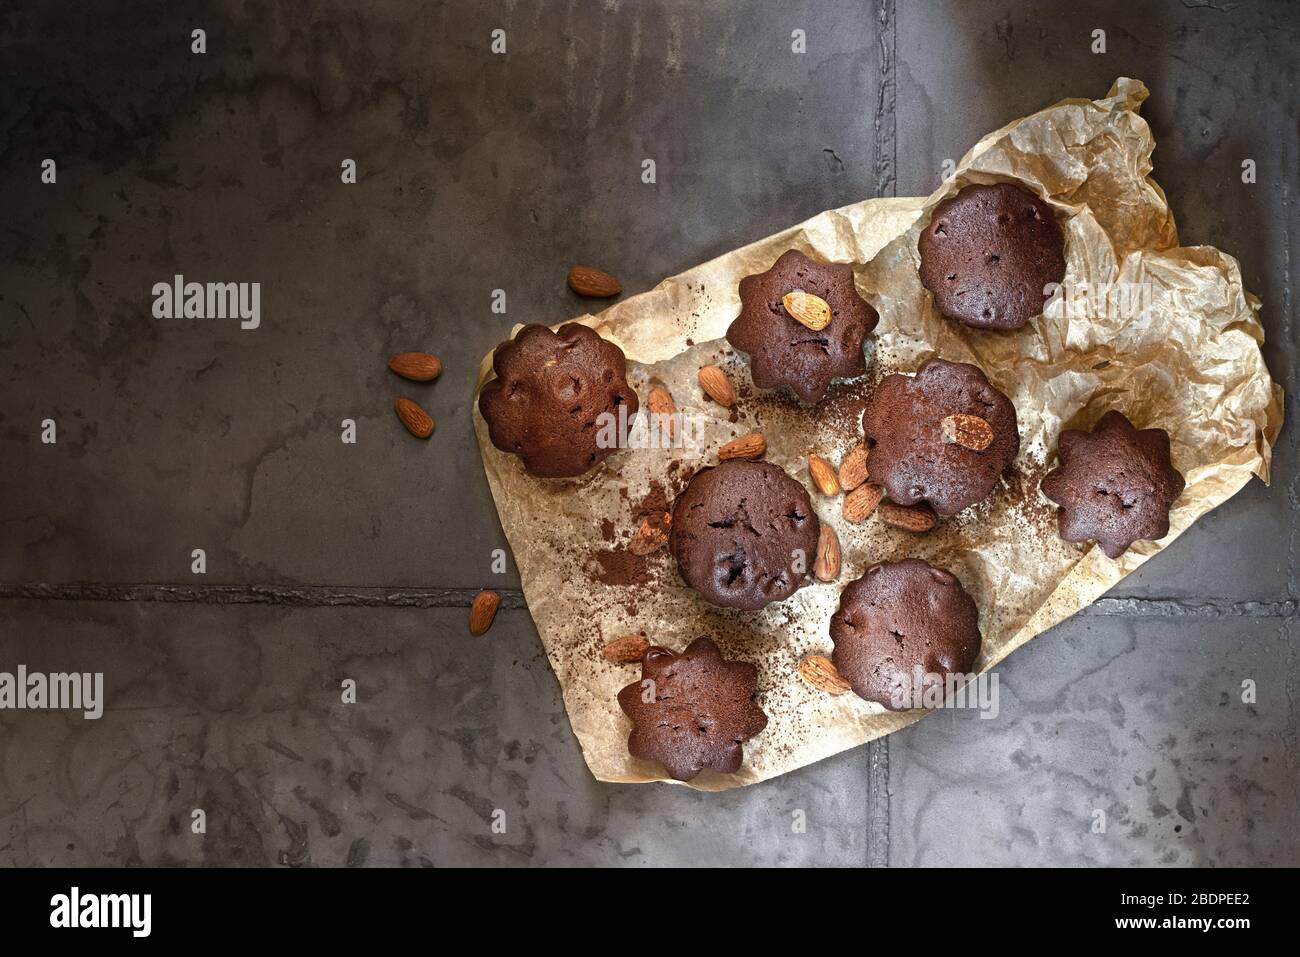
[472,78,1284,790]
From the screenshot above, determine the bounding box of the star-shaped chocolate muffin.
[1041,410,1185,559]
[726,249,879,404]
[616,636,768,782]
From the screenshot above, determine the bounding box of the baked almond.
[782,290,832,331]
[387,352,442,382]
[698,365,737,407]
[719,432,766,461]
[940,413,994,451]
[798,655,851,695]
[469,589,500,636]
[629,512,671,555]
[647,386,676,440]
[814,525,841,582]
[808,452,840,496]
[843,483,883,522]
[838,445,869,491]
[879,501,938,533]
[602,633,650,664]
[394,397,434,438]
[567,265,621,297]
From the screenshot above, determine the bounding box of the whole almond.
[602,633,650,664]
[469,589,500,636]
[843,483,884,522]
[940,413,994,451]
[808,452,841,496]
[629,512,671,555]
[798,655,851,695]
[567,264,622,297]
[387,352,442,382]
[879,501,938,533]
[782,290,832,331]
[647,386,676,439]
[394,397,434,438]
[814,525,841,582]
[838,445,870,491]
[698,365,737,407]
[719,432,766,461]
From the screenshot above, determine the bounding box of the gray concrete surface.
[0,0,1296,866]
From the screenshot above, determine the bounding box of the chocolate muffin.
[1041,410,1185,559]
[478,323,639,478]
[918,182,1066,331]
[829,559,981,710]
[669,459,820,611]
[861,358,1019,517]
[617,636,768,782]
[726,249,879,404]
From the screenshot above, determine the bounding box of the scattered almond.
[469,589,500,636]
[647,386,676,440]
[567,264,622,297]
[602,633,650,664]
[842,483,884,522]
[698,365,737,407]
[394,397,434,438]
[719,432,766,461]
[879,501,938,533]
[940,413,994,451]
[838,445,870,491]
[782,290,832,331]
[387,352,442,382]
[814,525,841,582]
[629,511,671,555]
[808,452,840,496]
[798,655,851,695]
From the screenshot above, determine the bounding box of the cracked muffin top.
[918,181,1066,331]
[617,636,768,782]
[726,249,879,404]
[1041,410,1185,559]
[861,357,1019,517]
[669,459,820,611]
[830,558,981,710]
[478,323,639,479]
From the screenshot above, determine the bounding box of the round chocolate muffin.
[617,635,768,782]
[726,249,879,404]
[829,558,981,710]
[1041,410,1185,559]
[918,181,1066,331]
[861,357,1019,517]
[478,323,639,478]
[669,459,820,611]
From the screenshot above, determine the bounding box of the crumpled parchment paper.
[472,78,1284,791]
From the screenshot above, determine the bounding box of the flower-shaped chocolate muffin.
[860,358,1019,517]
[669,459,820,611]
[726,249,879,404]
[918,182,1066,331]
[617,636,768,781]
[830,559,981,710]
[1041,410,1185,559]
[478,323,639,478]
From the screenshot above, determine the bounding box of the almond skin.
[814,525,841,582]
[799,655,852,695]
[808,453,841,496]
[469,589,501,636]
[843,483,884,522]
[782,290,832,331]
[629,512,671,555]
[719,432,766,461]
[394,397,434,438]
[602,633,650,664]
[698,365,737,407]
[941,413,994,451]
[387,352,442,382]
[647,386,676,439]
[838,445,870,491]
[879,501,938,533]
[567,265,622,297]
